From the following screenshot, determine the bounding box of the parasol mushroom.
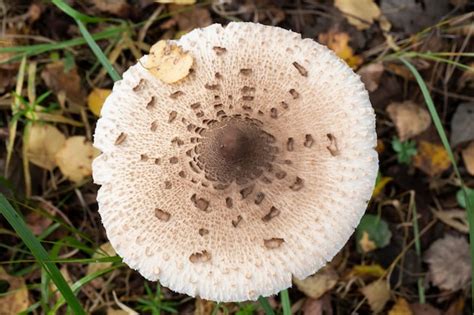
[93,22,378,302]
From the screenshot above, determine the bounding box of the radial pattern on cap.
[93,22,378,302]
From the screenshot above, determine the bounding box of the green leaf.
[0,194,86,315]
[258,296,275,315]
[457,187,474,209]
[356,214,392,253]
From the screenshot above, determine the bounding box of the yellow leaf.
[373,176,392,197]
[55,136,100,182]
[144,40,193,84]
[293,266,339,299]
[361,279,391,313]
[318,31,363,69]
[388,298,412,315]
[349,264,386,278]
[334,0,381,30]
[359,231,377,253]
[413,141,451,177]
[0,267,29,314]
[88,88,111,116]
[26,123,66,170]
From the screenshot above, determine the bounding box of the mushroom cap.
[93,22,378,302]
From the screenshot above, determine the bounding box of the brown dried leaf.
[26,123,66,171]
[334,0,381,30]
[195,298,219,315]
[357,63,384,92]
[462,141,474,176]
[144,40,193,84]
[360,279,391,313]
[293,266,338,299]
[424,235,471,291]
[450,102,474,147]
[413,141,451,177]
[0,267,29,314]
[386,101,431,141]
[55,136,100,182]
[92,0,130,16]
[87,242,116,288]
[41,61,86,106]
[174,6,212,33]
[302,295,333,315]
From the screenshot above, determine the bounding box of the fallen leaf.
[359,231,377,253]
[388,298,412,315]
[357,63,384,92]
[360,279,391,313]
[380,0,450,34]
[462,141,474,175]
[26,123,66,171]
[302,295,333,315]
[434,209,469,234]
[334,0,381,30]
[413,141,451,177]
[318,31,363,69]
[144,40,193,84]
[409,303,441,315]
[356,214,392,253]
[0,267,29,314]
[156,0,196,4]
[293,266,338,299]
[450,102,474,147]
[0,36,18,70]
[423,234,471,291]
[41,61,86,106]
[348,264,386,279]
[445,296,465,315]
[386,101,431,141]
[92,0,130,16]
[87,88,111,117]
[376,140,385,154]
[55,136,100,182]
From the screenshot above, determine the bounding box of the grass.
[400,57,474,308]
[0,194,86,315]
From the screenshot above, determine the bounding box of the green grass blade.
[52,0,121,82]
[400,57,474,308]
[51,0,105,23]
[0,194,86,315]
[76,20,121,82]
[280,289,291,315]
[50,264,123,314]
[258,296,275,315]
[410,193,425,304]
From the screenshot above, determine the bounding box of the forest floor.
[0,0,473,314]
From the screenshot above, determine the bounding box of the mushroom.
[93,22,378,302]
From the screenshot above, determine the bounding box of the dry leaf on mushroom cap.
[92,22,378,302]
